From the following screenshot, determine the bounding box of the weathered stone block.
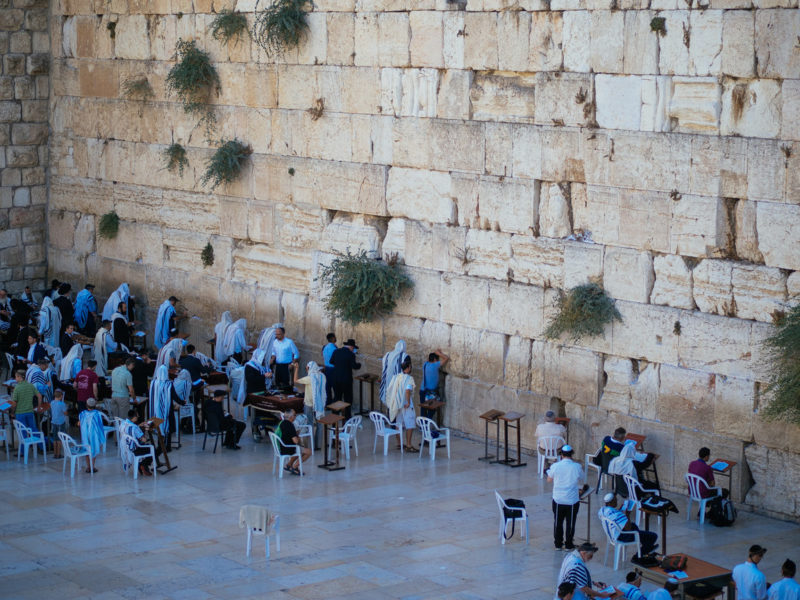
[394,266,441,321]
[612,300,680,364]
[320,213,383,257]
[441,275,489,329]
[474,177,537,235]
[658,364,716,429]
[651,254,694,309]
[732,263,787,322]
[386,166,454,224]
[755,9,800,79]
[720,79,781,138]
[488,280,544,339]
[463,12,497,70]
[669,77,721,134]
[782,80,800,142]
[539,182,571,238]
[114,15,149,60]
[510,235,563,288]
[393,118,484,174]
[497,11,530,72]
[48,210,78,250]
[721,10,755,77]
[560,347,603,408]
[470,72,535,124]
[563,241,604,289]
[604,247,654,304]
[590,11,624,74]
[623,11,658,74]
[436,69,471,121]
[232,244,312,294]
[529,12,562,72]
[678,310,760,378]
[78,60,118,98]
[756,202,800,270]
[463,229,512,281]
[670,194,727,257]
[596,75,642,130]
[409,11,442,68]
[535,73,590,128]
[693,259,734,316]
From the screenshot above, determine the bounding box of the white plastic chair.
[178,402,196,435]
[586,448,612,492]
[623,474,659,526]
[99,411,117,452]
[416,416,450,461]
[328,415,361,460]
[13,419,46,464]
[269,431,303,478]
[112,417,127,457]
[537,435,565,478]
[58,431,92,478]
[0,422,9,459]
[370,411,402,455]
[599,511,641,570]
[297,423,315,457]
[494,490,529,545]
[121,432,157,480]
[685,473,723,524]
[245,514,280,559]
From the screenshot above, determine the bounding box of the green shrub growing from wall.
[166,39,221,132]
[202,139,252,190]
[122,76,154,101]
[211,10,250,46]
[763,303,800,424]
[163,143,189,176]
[253,0,312,56]
[98,211,120,240]
[545,283,622,342]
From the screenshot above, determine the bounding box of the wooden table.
[710,458,737,500]
[420,399,445,427]
[317,413,345,471]
[479,409,504,462]
[640,554,735,600]
[354,374,380,415]
[497,412,527,468]
[144,417,176,475]
[244,393,305,415]
[327,401,350,417]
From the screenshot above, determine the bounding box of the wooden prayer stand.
[497,412,527,468]
[642,503,670,555]
[327,401,350,416]
[625,432,647,450]
[318,413,345,471]
[710,458,737,501]
[354,374,380,415]
[479,409,504,462]
[146,417,177,475]
[420,399,445,428]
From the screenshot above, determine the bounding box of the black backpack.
[503,498,526,539]
[708,496,737,527]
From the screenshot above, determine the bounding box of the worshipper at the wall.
[419,349,449,418]
[617,572,647,600]
[557,542,614,600]
[74,360,99,411]
[60,342,83,381]
[12,369,41,431]
[123,409,156,476]
[53,283,74,335]
[38,296,61,349]
[598,493,658,556]
[547,444,585,550]
[536,410,568,452]
[111,302,133,349]
[329,338,361,411]
[73,283,97,336]
[204,389,246,450]
[130,354,152,420]
[102,283,131,321]
[179,344,209,383]
[688,447,721,498]
[0,289,12,335]
[222,318,248,365]
[276,408,310,473]
[93,320,117,377]
[321,332,337,402]
[26,332,47,364]
[155,335,184,370]
[297,361,326,451]
[26,359,53,405]
[45,279,60,300]
[386,356,418,452]
[244,349,272,395]
[733,545,768,600]
[558,582,576,600]
[154,296,180,350]
[20,286,37,309]
[60,322,77,356]
[110,358,136,419]
[270,326,299,388]
[50,390,68,459]
[150,364,177,448]
[214,311,233,364]
[256,322,281,359]
[173,368,194,432]
[768,559,800,600]
[609,441,641,496]
[602,427,627,458]
[647,580,678,600]
[79,397,104,473]
[380,340,408,406]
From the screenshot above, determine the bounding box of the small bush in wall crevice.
[122,76,154,101]
[202,139,252,190]
[253,0,313,56]
[163,143,189,176]
[166,39,221,133]
[762,302,800,424]
[211,9,250,46]
[201,242,215,267]
[317,251,413,325]
[98,211,120,240]
[544,282,622,342]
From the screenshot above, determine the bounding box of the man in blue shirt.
[769,559,800,600]
[419,349,449,418]
[270,327,299,388]
[322,332,337,402]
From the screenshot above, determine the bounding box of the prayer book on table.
[711,461,729,471]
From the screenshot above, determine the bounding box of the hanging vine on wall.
[202,139,252,190]
[165,39,221,133]
[201,242,215,267]
[98,211,120,240]
[163,143,189,176]
[252,0,313,56]
[762,302,800,424]
[211,9,250,46]
[544,282,622,342]
[317,251,414,325]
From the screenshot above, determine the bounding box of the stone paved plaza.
[2,426,799,600]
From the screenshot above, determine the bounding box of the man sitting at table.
[275,408,310,474]
[598,493,658,557]
[204,389,245,450]
[179,344,209,383]
[535,410,567,451]
[688,447,726,499]
[603,427,627,458]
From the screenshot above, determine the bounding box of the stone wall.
[0,0,49,294]
[46,0,800,518]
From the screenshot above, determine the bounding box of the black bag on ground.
[708,496,736,527]
[503,498,526,539]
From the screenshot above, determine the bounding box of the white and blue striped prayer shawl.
[256,323,281,363]
[153,299,175,350]
[60,343,83,381]
[598,506,628,541]
[26,365,53,404]
[156,338,183,371]
[38,297,61,348]
[618,583,647,600]
[306,361,326,418]
[149,365,173,436]
[173,369,192,403]
[79,409,105,457]
[558,550,592,597]
[74,289,96,329]
[102,283,129,321]
[222,319,247,359]
[380,340,407,406]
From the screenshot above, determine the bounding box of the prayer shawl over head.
[60,343,83,380]
[38,296,61,348]
[386,371,414,422]
[93,327,110,377]
[121,419,137,469]
[173,368,193,402]
[149,365,173,436]
[230,365,246,405]
[237,349,268,404]
[380,340,408,405]
[195,351,217,371]
[80,409,105,457]
[558,550,592,600]
[305,361,326,418]
[156,337,183,370]
[154,299,175,350]
[222,318,248,358]
[102,283,130,321]
[74,289,97,329]
[214,311,233,363]
[257,323,282,361]
[608,440,638,480]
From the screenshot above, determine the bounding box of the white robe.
[102,283,130,321]
[156,338,183,371]
[214,311,233,364]
[38,297,61,348]
[154,299,175,350]
[60,343,83,381]
[93,328,110,377]
[149,365,173,436]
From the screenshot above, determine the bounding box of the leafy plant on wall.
[317,251,414,325]
[544,282,622,342]
[122,76,154,101]
[211,9,250,46]
[163,143,189,176]
[252,0,313,56]
[762,303,800,424]
[98,211,120,240]
[202,139,252,190]
[165,39,221,134]
[201,242,215,267]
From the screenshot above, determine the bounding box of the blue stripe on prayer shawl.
[150,378,173,436]
[74,289,96,328]
[80,410,105,457]
[154,301,175,349]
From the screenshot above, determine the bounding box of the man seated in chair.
[204,389,246,450]
[688,446,725,498]
[125,409,158,477]
[618,571,647,600]
[598,493,658,557]
[535,410,567,452]
[275,408,310,475]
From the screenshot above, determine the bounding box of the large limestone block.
[670,194,727,257]
[599,356,636,414]
[49,177,114,215]
[530,340,564,399]
[232,244,312,294]
[640,75,673,132]
[689,136,723,197]
[474,330,507,386]
[463,229,512,281]
[274,204,329,250]
[623,11,658,74]
[504,336,532,390]
[380,68,439,118]
[447,325,482,380]
[247,200,274,244]
[470,73,536,124]
[475,177,537,235]
[559,347,603,408]
[436,69,471,121]
[541,129,586,182]
[746,139,785,202]
[782,80,800,142]
[629,361,660,421]
[658,364,715,429]
[608,132,691,193]
[393,266,441,321]
[393,118,485,173]
[688,10,723,76]
[732,263,788,322]
[488,280,545,339]
[603,247,655,304]
[442,12,464,69]
[510,235,564,288]
[529,12,563,72]
[539,183,571,238]
[612,300,681,364]
[381,217,406,260]
[441,275,489,329]
[112,184,163,226]
[720,79,781,138]
[756,202,800,270]
[114,15,150,60]
[651,254,694,309]
[563,241,604,289]
[678,311,759,378]
[658,11,690,75]
[668,77,721,134]
[354,13,379,67]
[590,11,624,74]
[535,74,591,127]
[410,11,443,68]
[74,215,95,255]
[744,445,800,518]
[511,124,543,180]
[721,10,755,78]
[97,221,163,266]
[595,75,642,130]
[714,375,755,440]
[320,213,384,257]
[755,9,800,79]
[163,229,232,279]
[497,11,531,72]
[297,12,327,66]
[161,190,221,235]
[386,167,454,224]
[400,221,459,273]
[378,12,410,67]
[326,13,355,66]
[463,13,498,70]
[48,210,78,251]
[78,60,118,98]
[693,259,734,316]
[562,11,590,72]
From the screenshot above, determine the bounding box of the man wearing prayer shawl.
[380,340,408,406]
[53,283,74,335]
[173,368,194,433]
[79,398,105,473]
[154,296,179,350]
[38,296,61,349]
[150,364,176,444]
[111,302,133,348]
[60,343,83,381]
[102,283,130,321]
[214,311,233,363]
[156,336,184,370]
[256,323,282,363]
[243,349,271,397]
[221,318,248,365]
[386,356,418,452]
[93,320,117,377]
[557,543,612,600]
[297,361,325,450]
[27,359,53,405]
[74,284,98,336]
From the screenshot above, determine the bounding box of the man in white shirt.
[536,410,567,451]
[769,559,800,600]
[647,579,678,600]
[547,444,585,550]
[270,327,299,388]
[733,545,768,600]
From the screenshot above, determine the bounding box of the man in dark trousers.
[53,283,74,335]
[203,389,245,450]
[178,344,209,382]
[329,338,360,419]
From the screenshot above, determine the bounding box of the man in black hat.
[733,545,768,600]
[329,338,361,418]
[53,283,74,335]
